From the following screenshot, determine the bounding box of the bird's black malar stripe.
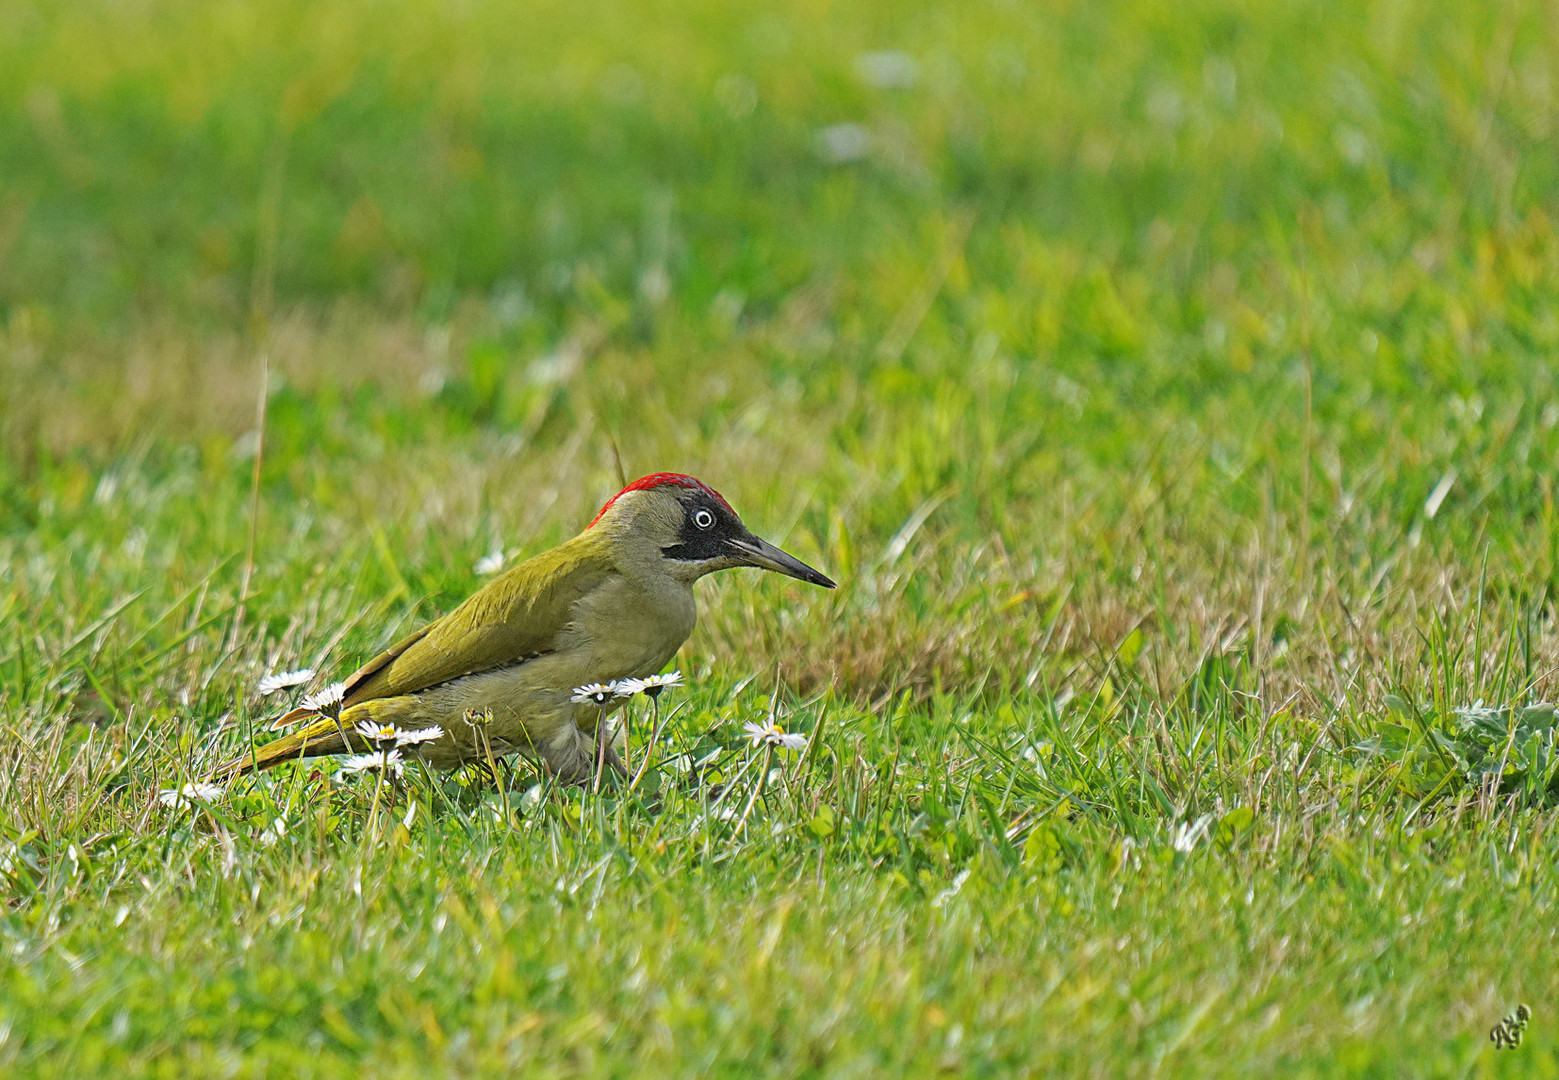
[663,491,744,562]
[662,536,729,562]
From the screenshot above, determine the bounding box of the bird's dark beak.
[728,534,837,588]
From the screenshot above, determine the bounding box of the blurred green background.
[6,0,1556,454]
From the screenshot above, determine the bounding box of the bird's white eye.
[693,508,715,529]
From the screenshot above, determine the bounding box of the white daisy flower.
[338,749,404,778]
[816,122,872,164]
[257,668,314,696]
[616,671,684,699]
[395,725,443,746]
[1170,814,1215,854]
[355,719,399,745]
[856,50,920,90]
[474,549,506,576]
[157,782,224,808]
[571,682,621,705]
[301,682,348,714]
[742,719,808,752]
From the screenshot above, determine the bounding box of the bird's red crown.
[588,473,735,528]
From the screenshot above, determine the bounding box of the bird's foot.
[544,738,627,786]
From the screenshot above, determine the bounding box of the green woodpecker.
[219,473,835,782]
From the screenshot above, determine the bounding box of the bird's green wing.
[339,536,613,703]
[336,622,434,701]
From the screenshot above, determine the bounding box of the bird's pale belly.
[410,663,614,767]
[359,644,679,771]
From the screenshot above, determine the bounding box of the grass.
[4,0,1559,1074]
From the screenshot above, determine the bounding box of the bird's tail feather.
[268,704,317,731]
[213,716,355,780]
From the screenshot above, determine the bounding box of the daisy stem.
[703,749,762,820]
[415,757,455,816]
[365,756,386,846]
[622,698,633,780]
[592,704,608,794]
[477,721,510,825]
[628,697,666,794]
[326,704,354,756]
[735,744,776,835]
